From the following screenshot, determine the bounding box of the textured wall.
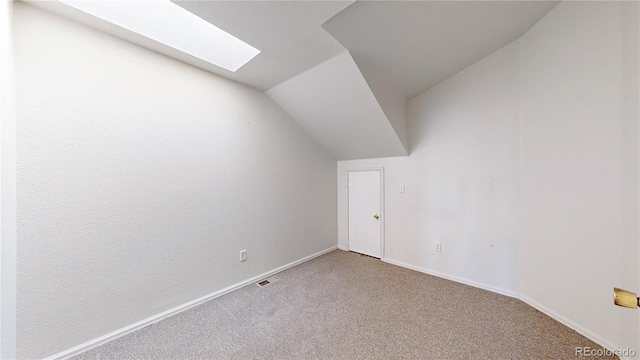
[337,41,521,295]
[14,3,336,358]
[338,0,639,352]
[518,1,639,351]
[1,1,17,358]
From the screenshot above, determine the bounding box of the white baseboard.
[46,247,627,360]
[383,257,518,298]
[519,295,626,358]
[45,246,338,360]
[383,258,630,358]
[337,245,348,251]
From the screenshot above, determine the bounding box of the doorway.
[347,169,384,258]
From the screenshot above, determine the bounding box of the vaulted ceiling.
[267,52,408,160]
[29,0,559,160]
[323,1,559,99]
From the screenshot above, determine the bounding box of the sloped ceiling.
[323,1,559,98]
[28,0,559,161]
[267,52,407,160]
[172,0,355,90]
[173,0,347,52]
[29,0,354,91]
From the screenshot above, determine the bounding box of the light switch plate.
[400,184,405,193]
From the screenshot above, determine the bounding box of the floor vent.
[256,276,280,288]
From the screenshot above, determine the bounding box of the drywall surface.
[13,3,336,358]
[267,51,408,160]
[322,1,558,99]
[354,58,408,154]
[0,1,17,358]
[339,0,639,352]
[518,1,639,352]
[338,41,521,295]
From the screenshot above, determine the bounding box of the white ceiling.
[323,1,559,98]
[33,0,558,98]
[175,0,558,159]
[267,52,408,160]
[173,0,350,52]
[28,0,559,161]
[29,0,353,91]
[171,0,354,90]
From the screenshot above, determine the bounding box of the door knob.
[373,214,379,219]
[613,287,639,309]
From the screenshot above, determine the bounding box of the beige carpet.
[73,250,615,359]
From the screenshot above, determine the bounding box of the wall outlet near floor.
[434,242,441,252]
[240,250,247,262]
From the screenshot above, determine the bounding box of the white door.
[348,170,381,258]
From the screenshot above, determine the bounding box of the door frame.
[346,167,385,260]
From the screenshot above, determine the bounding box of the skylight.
[58,0,260,72]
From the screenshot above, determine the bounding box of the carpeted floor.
[73,250,615,359]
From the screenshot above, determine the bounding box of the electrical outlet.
[240,250,247,262]
[434,242,441,252]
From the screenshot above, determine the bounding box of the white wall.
[518,1,639,352]
[338,40,521,296]
[13,3,337,359]
[0,0,17,358]
[338,0,639,352]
